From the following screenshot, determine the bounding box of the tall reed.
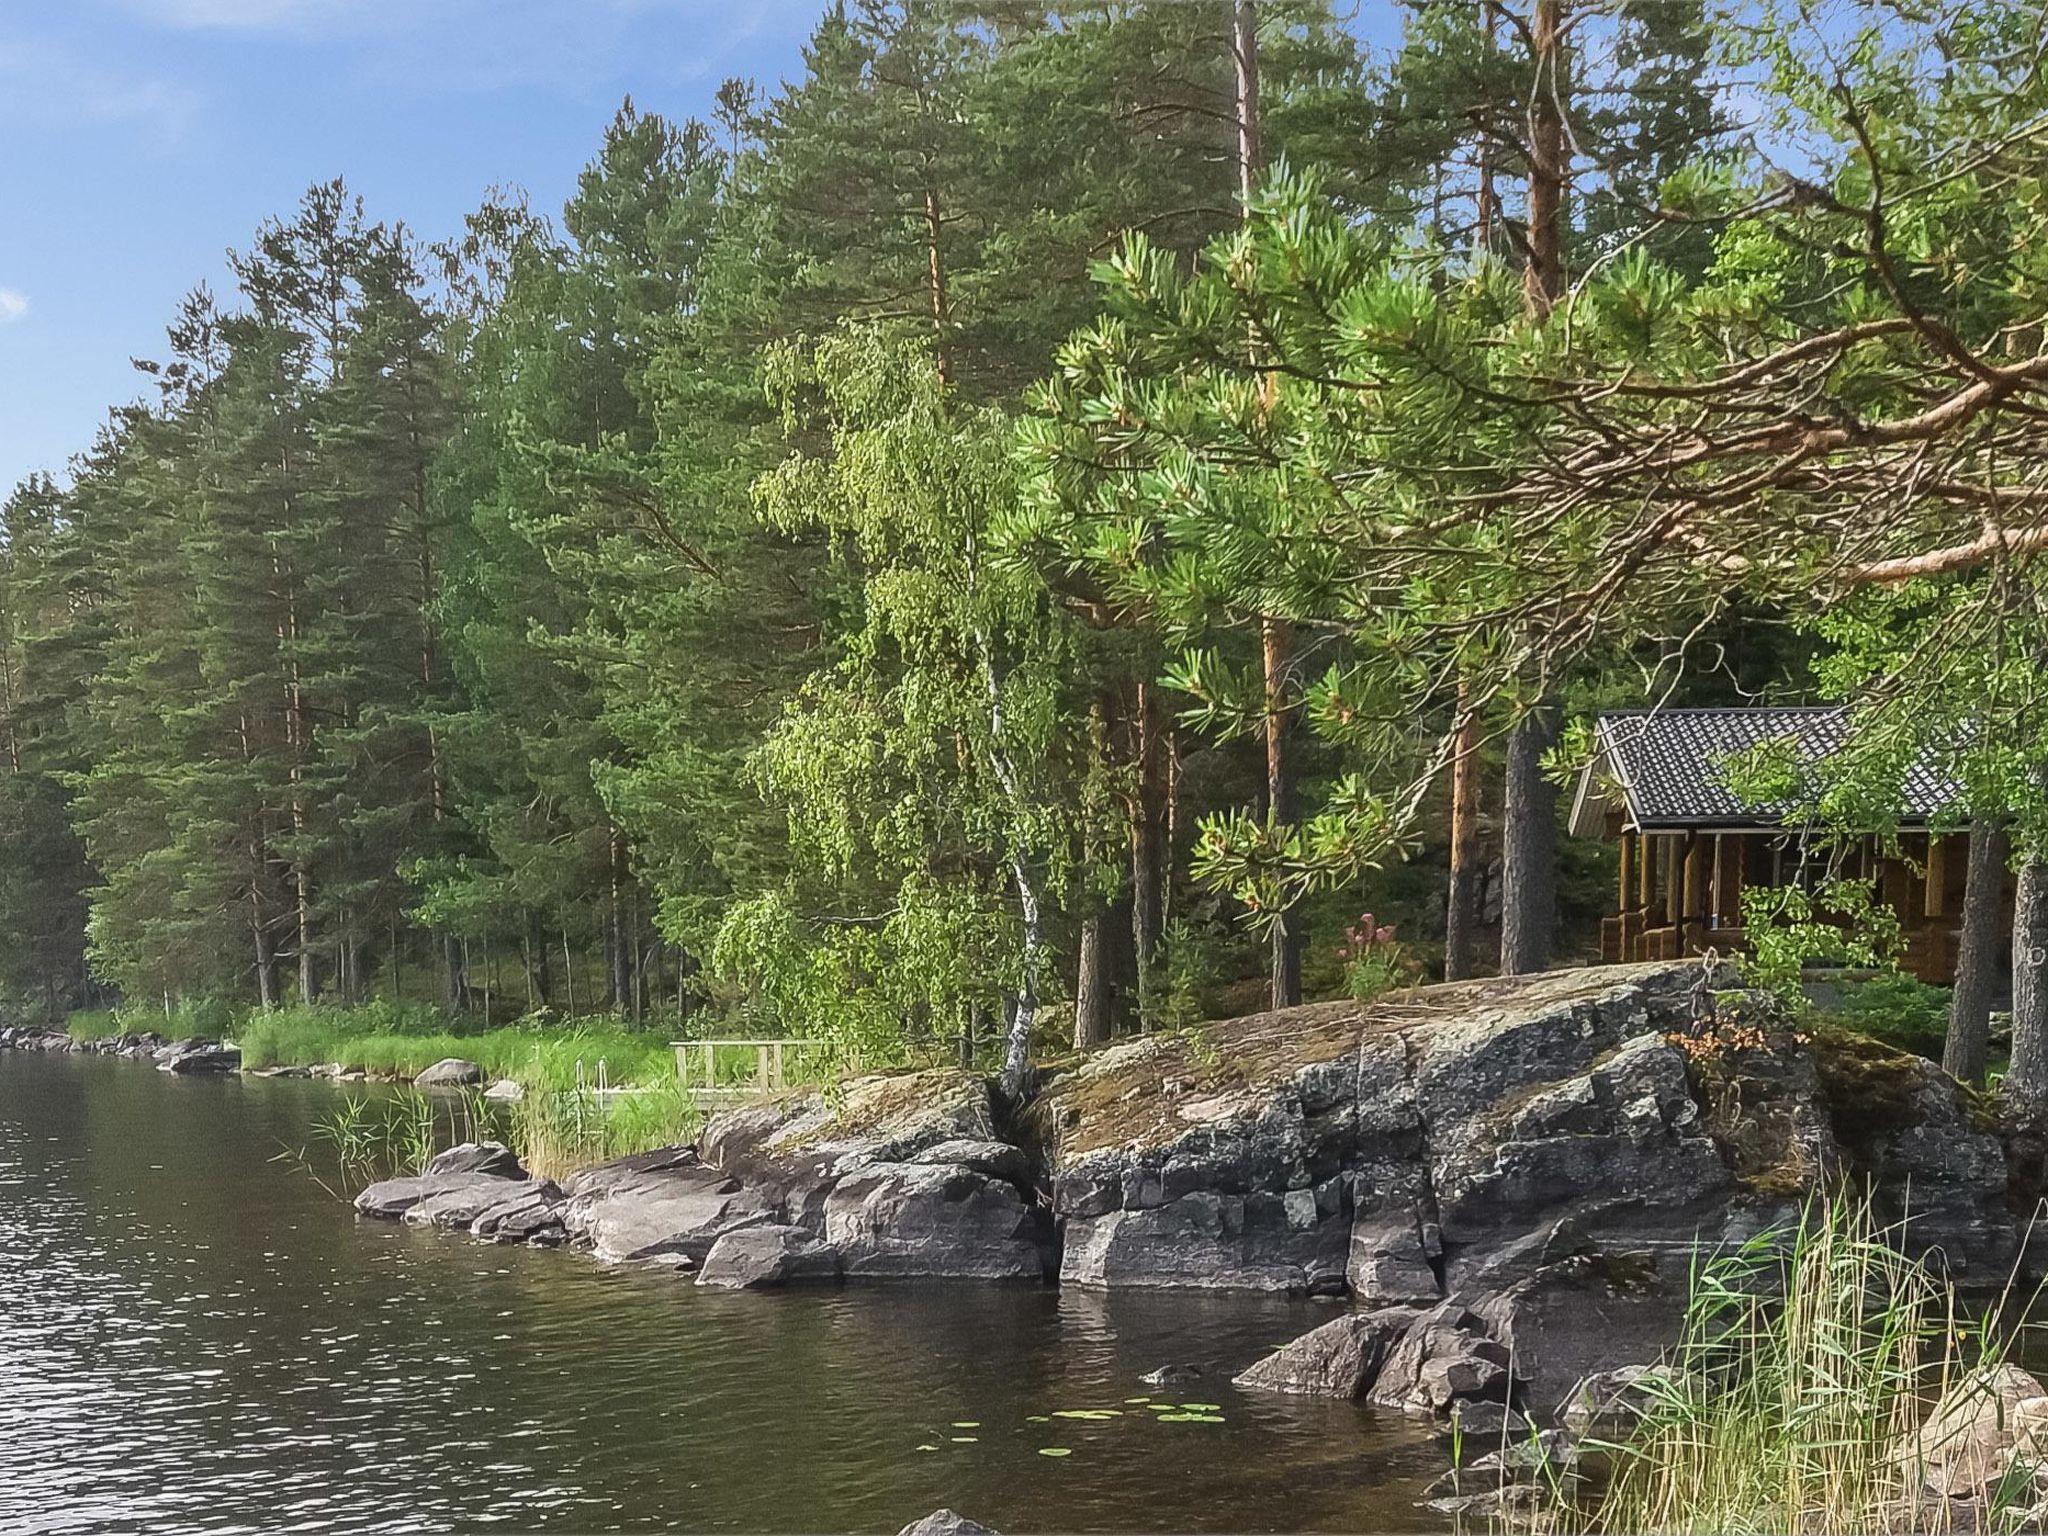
[1541,1199,2039,1536]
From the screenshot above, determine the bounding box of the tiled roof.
[1577,706,1959,831]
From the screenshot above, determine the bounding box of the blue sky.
[0,0,822,493]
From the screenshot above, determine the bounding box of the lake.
[0,1051,1451,1534]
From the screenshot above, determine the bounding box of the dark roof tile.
[1590,706,1957,829]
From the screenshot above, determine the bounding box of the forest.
[6,0,2048,1097]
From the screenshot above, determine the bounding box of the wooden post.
[1682,836,1709,950]
[1709,835,1727,930]
[1924,832,1949,919]
[1665,835,1685,926]
[1616,832,1635,962]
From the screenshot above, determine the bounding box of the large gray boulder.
[356,1169,523,1221]
[1470,1255,1687,1410]
[1030,964,2018,1307]
[1231,1305,1425,1396]
[694,1068,1055,1283]
[560,1153,773,1268]
[1234,1300,1518,1420]
[825,1162,1048,1282]
[413,1057,485,1088]
[427,1141,525,1178]
[404,1177,560,1232]
[696,1223,842,1289]
[355,1140,536,1222]
[159,1040,240,1074]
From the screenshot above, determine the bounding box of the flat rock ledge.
[352,1068,1057,1286]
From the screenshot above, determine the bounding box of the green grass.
[222,1001,676,1086]
[64,1010,123,1043]
[83,998,819,1179]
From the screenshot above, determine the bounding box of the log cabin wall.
[1597,825,1985,983]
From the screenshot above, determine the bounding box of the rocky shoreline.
[8,961,2041,1471]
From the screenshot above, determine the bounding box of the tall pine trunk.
[1945,821,2007,1086]
[1496,0,1569,973]
[1130,679,1167,1002]
[1233,0,1301,1007]
[1500,705,1559,975]
[1074,909,1113,1050]
[2008,858,2048,1105]
[1445,699,1483,980]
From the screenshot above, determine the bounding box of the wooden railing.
[670,1037,827,1102]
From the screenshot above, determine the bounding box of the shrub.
[1827,972,1953,1061]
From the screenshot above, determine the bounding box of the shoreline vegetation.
[64,999,718,1178]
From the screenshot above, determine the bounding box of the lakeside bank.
[15,958,2048,1531]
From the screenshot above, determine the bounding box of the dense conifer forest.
[8,0,2048,1089]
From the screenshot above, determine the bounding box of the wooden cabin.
[1569,707,2000,985]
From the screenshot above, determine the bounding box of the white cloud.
[0,289,27,324]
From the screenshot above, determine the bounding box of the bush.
[1826,972,1952,1061]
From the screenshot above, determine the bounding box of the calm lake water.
[0,1051,1451,1535]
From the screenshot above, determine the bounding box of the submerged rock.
[413,1057,485,1088]
[898,1512,998,1536]
[1140,1363,1206,1388]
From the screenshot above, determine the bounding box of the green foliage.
[1338,914,1416,1005]
[1823,972,1953,1062]
[511,1080,703,1182]
[1740,878,1904,998]
[1141,918,1226,1034]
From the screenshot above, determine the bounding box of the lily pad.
[952,1421,981,1429]
[916,1444,940,1452]
[1026,1414,1050,1424]
[950,1435,979,1443]
[1038,1447,1073,1458]
[1124,1396,1151,1404]
[1052,1409,1121,1421]
[1180,1403,1223,1412]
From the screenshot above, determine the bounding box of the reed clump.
[1535,1199,2044,1536]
